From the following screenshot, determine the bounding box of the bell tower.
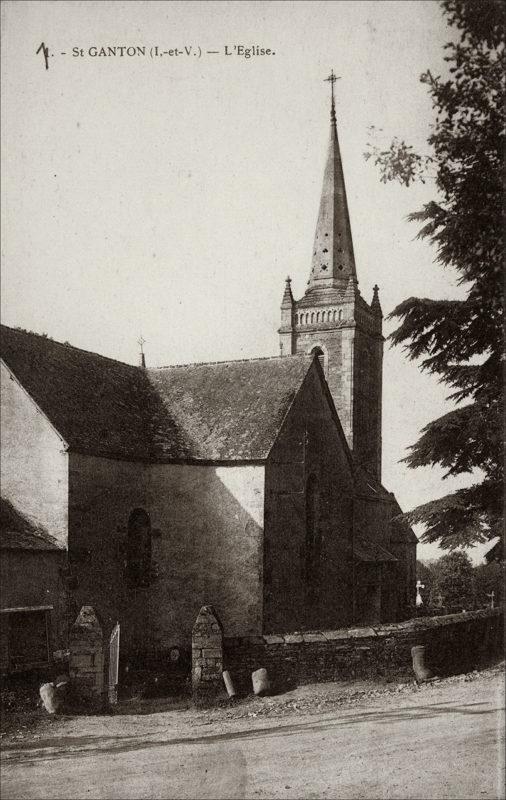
[278,71,384,480]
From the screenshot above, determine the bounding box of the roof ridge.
[150,353,311,371]
[0,323,139,371]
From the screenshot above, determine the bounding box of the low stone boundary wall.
[223,608,503,690]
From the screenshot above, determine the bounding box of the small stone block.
[284,634,303,643]
[347,627,376,638]
[303,633,326,642]
[263,635,285,644]
[321,629,352,640]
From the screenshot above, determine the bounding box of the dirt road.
[1,669,504,800]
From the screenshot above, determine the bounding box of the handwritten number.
[36,42,49,70]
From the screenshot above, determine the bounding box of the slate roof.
[390,497,419,544]
[354,537,398,563]
[1,325,314,462]
[147,355,313,460]
[355,466,392,501]
[0,498,62,551]
[1,325,157,460]
[484,538,503,563]
[354,466,418,545]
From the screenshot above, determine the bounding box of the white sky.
[1,0,492,564]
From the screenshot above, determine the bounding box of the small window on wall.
[126,508,152,588]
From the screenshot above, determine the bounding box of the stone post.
[69,606,104,703]
[192,605,223,694]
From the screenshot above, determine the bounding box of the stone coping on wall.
[224,608,502,646]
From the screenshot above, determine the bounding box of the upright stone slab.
[69,606,104,701]
[192,605,223,694]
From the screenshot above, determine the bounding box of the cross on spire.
[324,69,341,121]
[137,335,147,369]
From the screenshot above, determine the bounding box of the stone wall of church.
[291,312,383,480]
[146,463,264,649]
[1,362,68,547]
[293,324,354,449]
[67,453,148,649]
[68,454,264,656]
[354,493,394,549]
[264,362,355,633]
[387,538,417,620]
[352,326,383,479]
[354,492,415,622]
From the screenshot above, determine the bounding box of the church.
[0,77,416,670]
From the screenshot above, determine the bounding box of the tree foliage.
[473,561,504,607]
[365,0,505,549]
[431,550,475,609]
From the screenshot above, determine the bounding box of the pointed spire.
[371,284,383,316]
[307,71,357,294]
[281,275,294,307]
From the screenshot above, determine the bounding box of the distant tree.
[431,550,475,610]
[364,0,505,551]
[473,561,504,608]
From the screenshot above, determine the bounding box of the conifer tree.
[365,0,504,549]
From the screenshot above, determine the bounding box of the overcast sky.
[1,0,493,563]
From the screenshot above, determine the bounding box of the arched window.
[338,310,343,321]
[305,475,321,599]
[333,310,337,322]
[311,312,315,324]
[316,312,320,323]
[126,508,151,588]
[321,311,326,323]
[305,314,309,324]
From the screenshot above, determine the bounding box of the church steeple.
[278,73,384,479]
[307,70,357,293]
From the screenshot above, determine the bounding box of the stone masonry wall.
[264,364,355,633]
[69,606,104,701]
[223,609,503,691]
[68,453,264,659]
[192,606,223,693]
